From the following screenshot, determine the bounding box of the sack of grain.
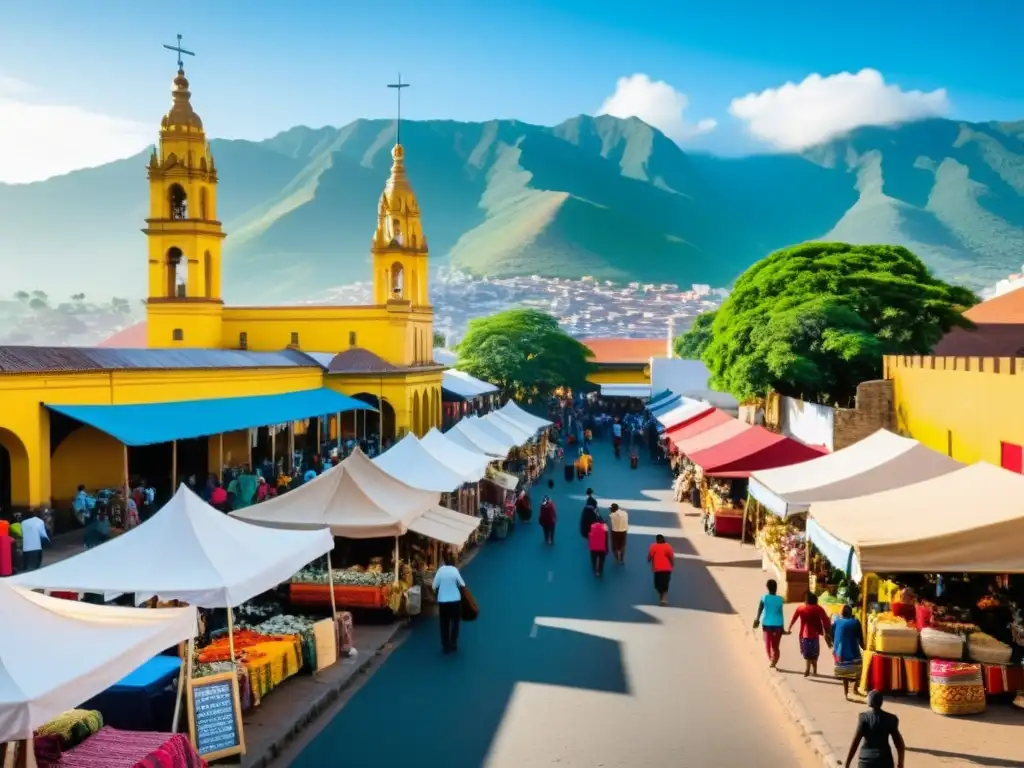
[920,627,965,660]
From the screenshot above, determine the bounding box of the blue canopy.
[650,395,682,417]
[46,388,375,446]
[647,388,673,405]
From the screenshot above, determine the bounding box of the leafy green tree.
[457,309,594,400]
[433,330,446,348]
[13,291,29,302]
[673,311,716,358]
[696,243,978,404]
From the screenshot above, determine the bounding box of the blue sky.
[0,0,1021,182]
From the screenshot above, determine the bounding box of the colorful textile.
[799,637,821,661]
[981,663,1024,696]
[243,637,303,697]
[56,727,188,768]
[833,655,862,681]
[33,735,62,768]
[903,656,929,695]
[860,651,906,695]
[930,660,985,716]
[35,709,104,749]
[132,733,207,768]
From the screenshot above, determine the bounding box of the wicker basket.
[967,633,1013,665]
[920,627,965,660]
[874,625,920,656]
[929,660,985,716]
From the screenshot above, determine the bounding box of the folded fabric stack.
[967,632,1012,665]
[920,627,965,660]
[131,732,205,768]
[929,660,985,716]
[35,709,104,750]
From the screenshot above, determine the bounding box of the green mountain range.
[1,115,1022,302]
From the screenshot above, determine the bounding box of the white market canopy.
[409,506,481,547]
[656,398,713,430]
[600,384,652,399]
[11,485,333,607]
[750,430,963,519]
[442,369,499,399]
[498,401,552,430]
[481,412,534,445]
[447,419,510,458]
[374,433,473,492]
[233,448,438,538]
[809,462,1024,581]
[0,584,196,741]
[420,428,492,482]
[469,414,525,450]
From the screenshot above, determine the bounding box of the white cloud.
[597,73,717,142]
[728,68,950,152]
[0,75,152,184]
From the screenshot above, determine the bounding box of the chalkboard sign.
[187,672,245,761]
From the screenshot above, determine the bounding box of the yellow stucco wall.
[0,367,323,508]
[587,366,650,386]
[886,354,1024,464]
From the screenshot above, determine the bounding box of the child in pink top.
[588,519,609,577]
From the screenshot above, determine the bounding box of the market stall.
[496,401,553,431]
[420,428,492,482]
[807,462,1024,714]
[446,419,510,459]
[374,433,472,492]
[0,583,196,763]
[664,407,734,445]
[656,398,713,431]
[468,414,525,452]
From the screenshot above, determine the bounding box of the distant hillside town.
[0,270,728,347]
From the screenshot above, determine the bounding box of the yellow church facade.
[0,63,443,514]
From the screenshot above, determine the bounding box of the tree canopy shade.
[678,243,978,404]
[456,309,594,400]
[673,311,715,358]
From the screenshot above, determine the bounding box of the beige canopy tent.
[231,447,437,538]
[231,447,479,547]
[749,429,963,519]
[809,462,1024,581]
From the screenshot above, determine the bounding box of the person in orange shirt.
[647,534,675,605]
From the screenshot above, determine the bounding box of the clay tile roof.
[964,287,1024,324]
[99,322,148,348]
[327,348,399,374]
[933,325,1024,357]
[581,338,666,364]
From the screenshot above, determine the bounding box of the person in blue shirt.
[753,579,786,669]
[432,552,467,654]
[72,485,96,525]
[832,604,866,699]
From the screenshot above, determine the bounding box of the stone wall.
[832,379,894,451]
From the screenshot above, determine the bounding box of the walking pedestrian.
[588,517,609,577]
[844,690,906,768]
[575,450,587,480]
[515,489,533,523]
[579,496,601,539]
[539,495,557,545]
[753,579,785,669]
[832,604,866,699]
[787,591,833,677]
[432,552,466,654]
[647,533,674,604]
[19,512,49,572]
[609,503,628,564]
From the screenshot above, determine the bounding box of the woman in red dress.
[787,591,832,677]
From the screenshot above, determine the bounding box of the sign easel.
[186,672,245,762]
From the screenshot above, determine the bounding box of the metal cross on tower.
[163,34,195,71]
[387,74,410,144]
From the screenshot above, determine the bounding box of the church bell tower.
[144,36,225,349]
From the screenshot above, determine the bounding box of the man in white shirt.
[609,503,629,565]
[432,553,467,654]
[20,513,49,571]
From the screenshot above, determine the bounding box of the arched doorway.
[0,427,31,516]
[351,394,397,446]
[430,387,440,430]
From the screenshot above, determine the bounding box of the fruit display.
[197,628,275,664]
[758,518,807,571]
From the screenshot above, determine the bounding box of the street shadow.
[906,747,1024,767]
[703,557,762,569]
[625,507,683,530]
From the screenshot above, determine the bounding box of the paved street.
[290,439,815,767]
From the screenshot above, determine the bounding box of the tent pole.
[326,550,338,621]
[171,638,189,733]
[218,433,224,480]
[288,423,295,471]
[394,536,400,582]
[247,429,253,470]
[336,411,342,451]
[316,416,322,455]
[379,377,384,452]
[171,440,178,492]
[227,606,237,667]
[271,427,277,476]
[861,573,872,626]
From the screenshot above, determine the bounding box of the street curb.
[735,617,843,768]
[242,621,409,768]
